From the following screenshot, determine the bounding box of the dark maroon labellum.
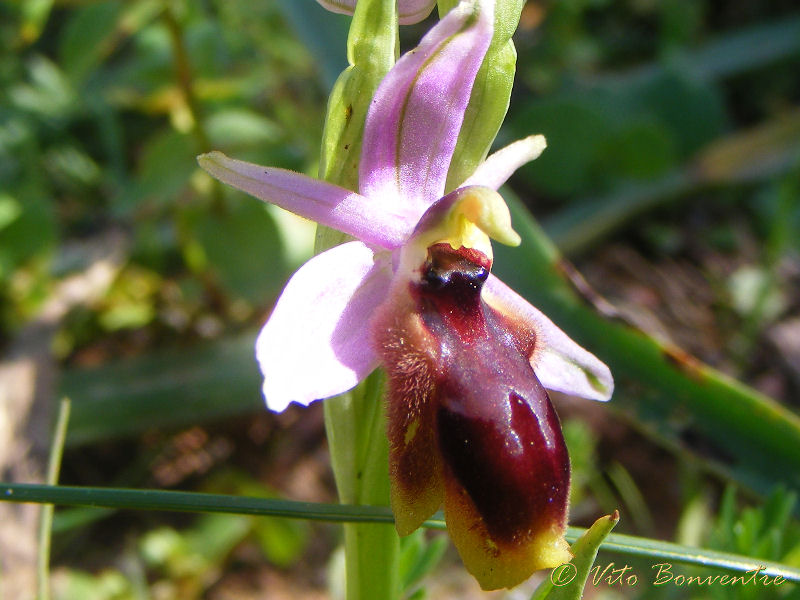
[415,243,570,545]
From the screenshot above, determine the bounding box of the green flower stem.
[315,2,527,596]
[4,483,800,584]
[324,375,399,600]
[315,0,399,598]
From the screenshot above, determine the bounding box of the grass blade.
[36,398,70,600]
[3,483,799,584]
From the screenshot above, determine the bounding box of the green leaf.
[531,512,619,600]
[49,568,134,600]
[274,0,350,88]
[0,188,57,270]
[543,171,692,256]
[562,420,600,509]
[120,130,197,212]
[59,1,124,84]
[9,56,76,119]
[685,14,800,80]
[599,119,677,179]
[253,514,309,568]
[0,193,22,231]
[20,0,54,44]
[512,99,615,196]
[205,108,282,148]
[398,530,447,594]
[708,487,800,569]
[61,332,263,446]
[638,69,727,156]
[194,200,289,304]
[207,471,309,568]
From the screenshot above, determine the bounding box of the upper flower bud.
[316,0,437,24]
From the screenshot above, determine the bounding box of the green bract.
[445,0,525,190]
[319,0,396,194]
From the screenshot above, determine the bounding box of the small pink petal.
[198,152,413,249]
[256,241,391,411]
[461,135,547,190]
[484,275,614,401]
[315,0,436,24]
[360,0,495,215]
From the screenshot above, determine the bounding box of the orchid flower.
[317,0,436,24]
[199,0,612,590]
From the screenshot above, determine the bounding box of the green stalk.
[315,0,399,598]
[324,374,399,600]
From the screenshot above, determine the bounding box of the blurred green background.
[1,0,799,598]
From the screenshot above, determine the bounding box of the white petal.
[461,135,547,190]
[256,241,391,411]
[484,275,613,401]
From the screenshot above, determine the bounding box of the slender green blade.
[3,483,799,584]
[37,399,71,600]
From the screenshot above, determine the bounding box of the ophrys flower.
[199,0,612,589]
